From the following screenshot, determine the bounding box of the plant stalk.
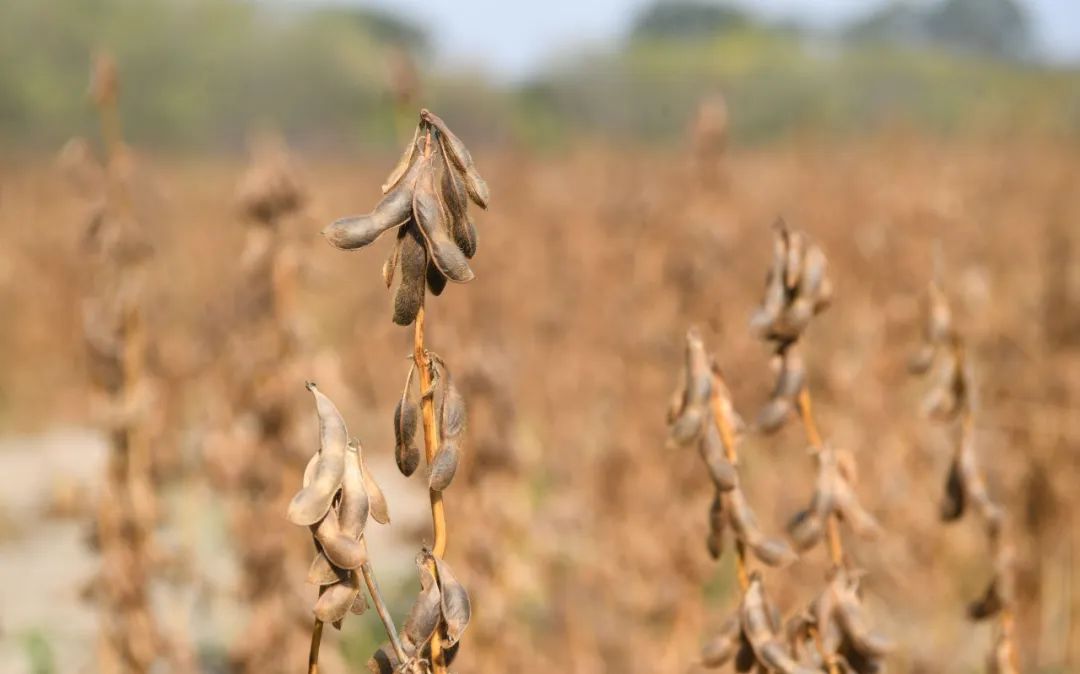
[361,562,408,664]
[796,387,842,674]
[307,619,323,674]
[413,305,448,673]
[709,373,749,591]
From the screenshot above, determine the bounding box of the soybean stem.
[361,562,408,665]
[307,619,323,674]
[413,305,448,673]
[709,372,749,592]
[796,387,844,569]
[796,387,842,674]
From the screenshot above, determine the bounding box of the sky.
[342,0,1080,80]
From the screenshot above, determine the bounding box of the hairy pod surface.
[432,555,471,646]
[402,556,442,653]
[392,223,428,326]
[413,153,474,283]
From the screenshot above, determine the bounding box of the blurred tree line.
[1,0,1078,153]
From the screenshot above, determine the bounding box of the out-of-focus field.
[0,135,1078,673]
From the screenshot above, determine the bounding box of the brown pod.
[440,372,468,439]
[287,383,348,526]
[359,449,390,525]
[834,584,893,657]
[413,155,474,282]
[757,397,792,434]
[908,343,937,375]
[367,643,401,674]
[786,509,824,551]
[758,641,818,674]
[940,456,966,521]
[699,421,738,491]
[394,392,420,477]
[783,229,805,290]
[314,570,362,625]
[707,489,726,560]
[381,125,420,194]
[312,507,367,570]
[429,441,460,492]
[340,441,370,539]
[432,555,471,646]
[752,537,798,568]
[729,488,796,567]
[776,346,806,399]
[701,614,741,667]
[440,159,478,259]
[967,578,1004,620]
[670,406,707,446]
[832,480,881,539]
[740,574,774,652]
[426,261,448,296]
[302,452,320,487]
[308,550,347,586]
[382,237,402,289]
[733,635,756,673]
[670,329,712,445]
[323,161,419,250]
[798,243,828,300]
[402,555,442,653]
[392,223,427,326]
[423,110,490,208]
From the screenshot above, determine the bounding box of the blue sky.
[338,0,1080,79]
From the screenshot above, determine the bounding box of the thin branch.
[413,305,448,673]
[362,561,408,665]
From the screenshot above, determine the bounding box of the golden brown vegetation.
[2,127,1078,673]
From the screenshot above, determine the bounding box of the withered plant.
[203,135,319,673]
[319,108,486,673]
[910,279,1020,673]
[69,53,172,674]
[750,220,891,674]
[668,328,806,673]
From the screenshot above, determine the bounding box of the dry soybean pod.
[323,158,422,251]
[412,150,474,283]
[432,554,471,646]
[287,383,348,526]
[392,223,428,326]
